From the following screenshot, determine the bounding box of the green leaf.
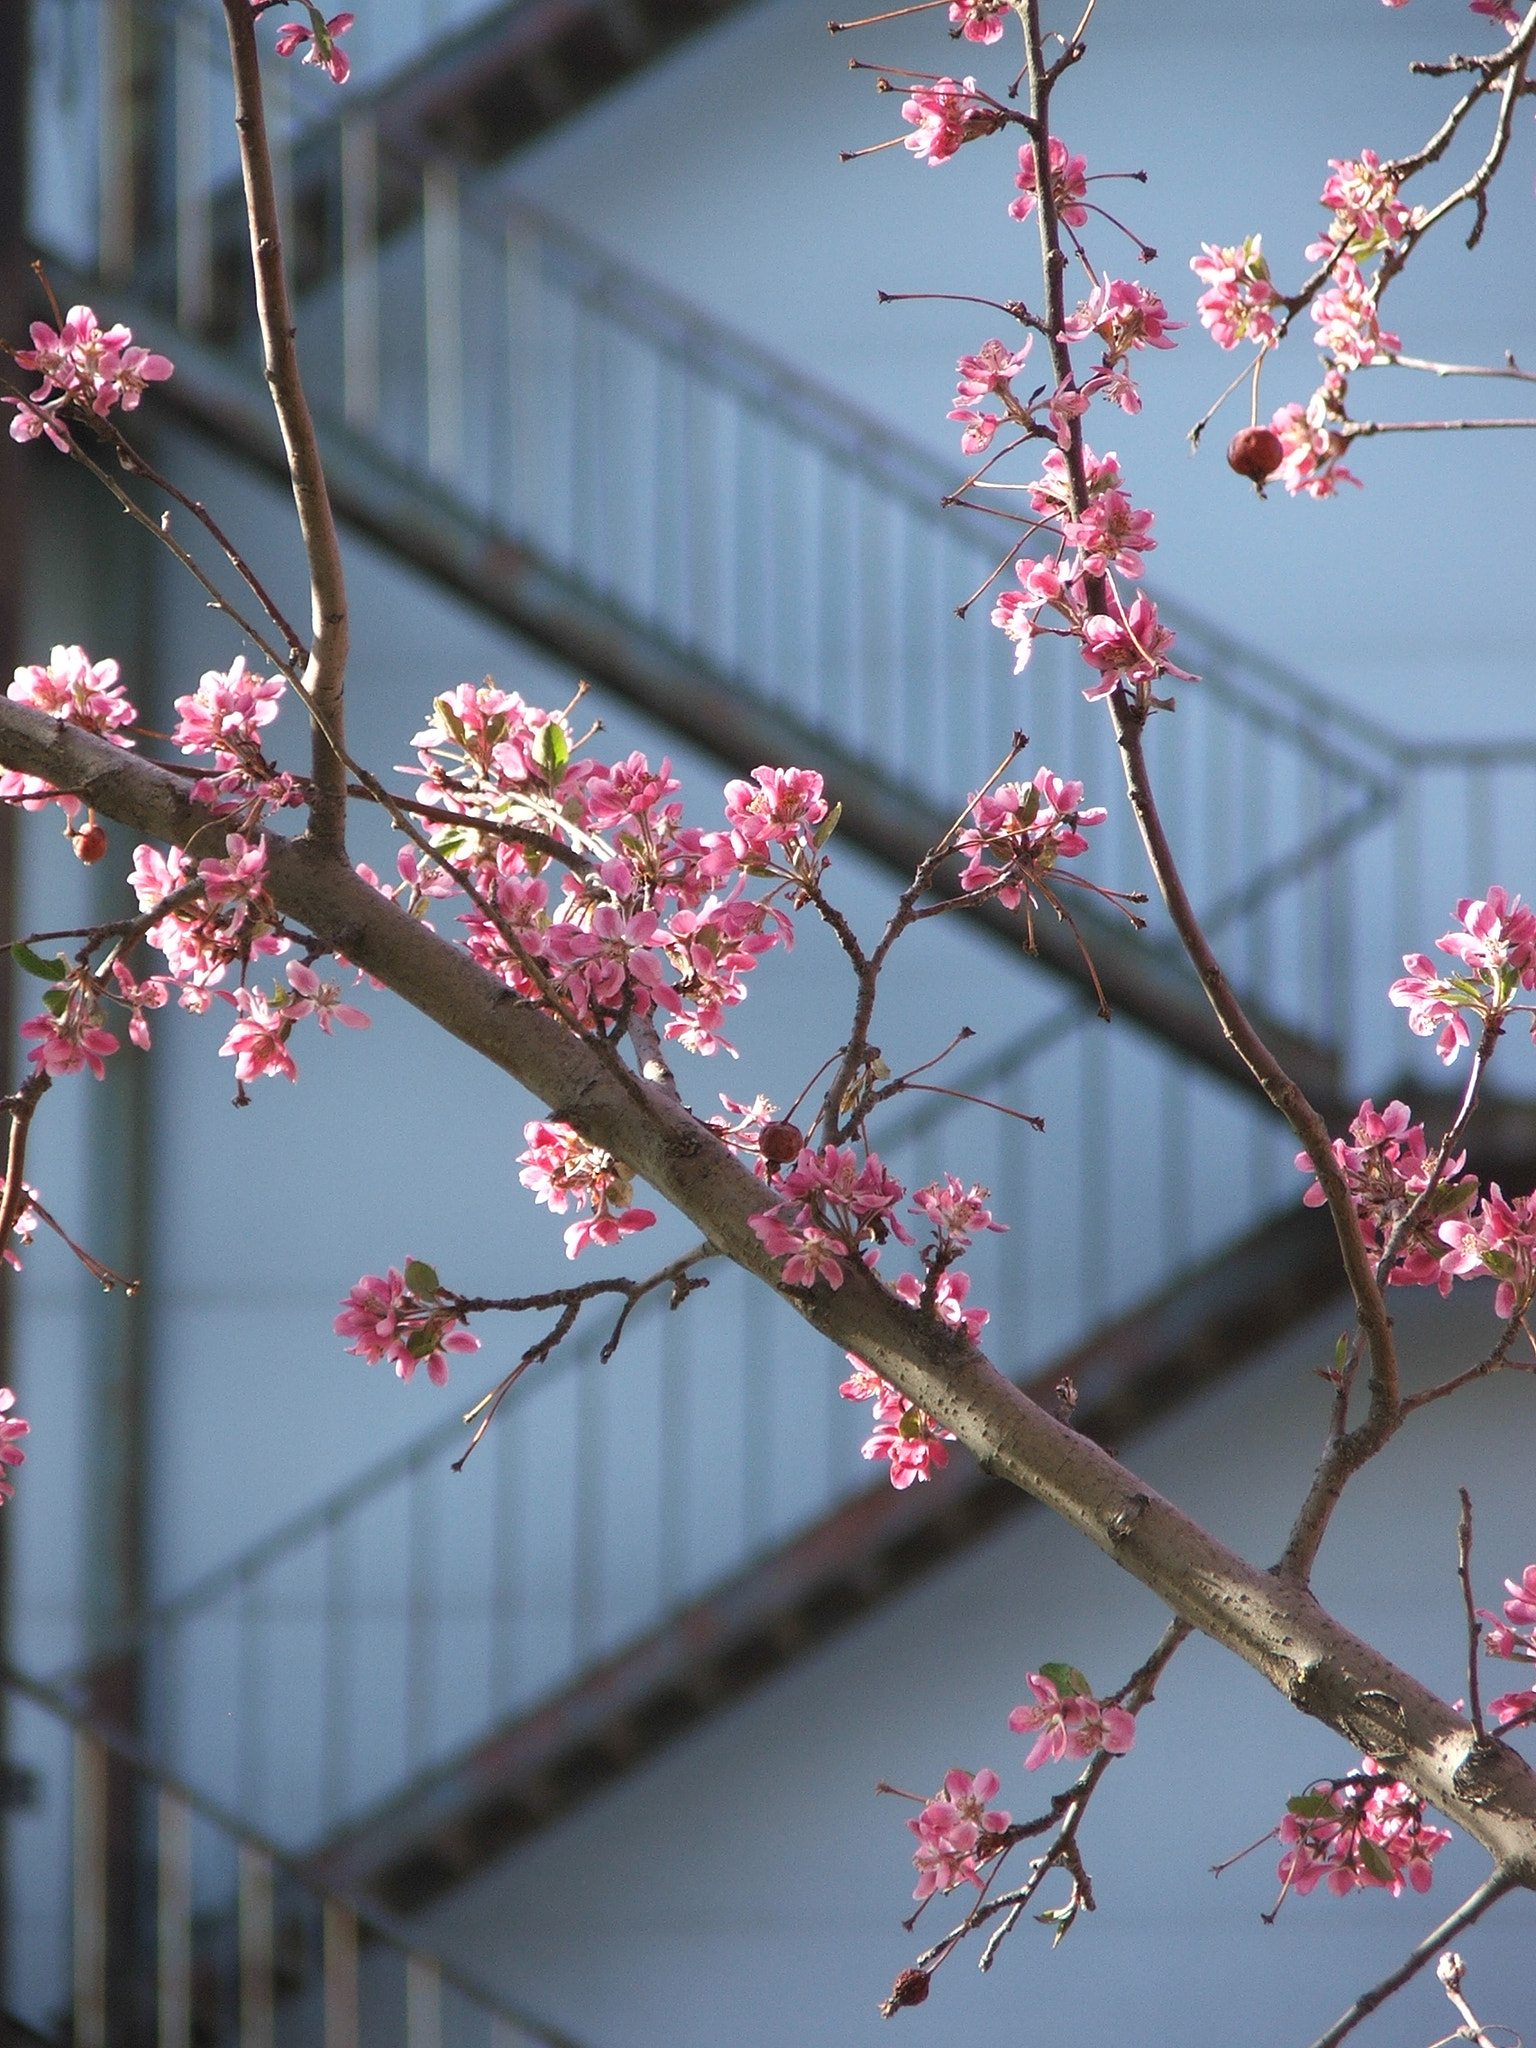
[1357,1838,1395,1886]
[1038,1661,1092,1700]
[534,720,569,777]
[1286,1792,1336,1821]
[406,1324,442,1360]
[41,987,69,1018]
[1016,784,1041,828]
[12,943,67,982]
[813,801,842,850]
[404,1259,440,1297]
[1333,1332,1349,1370]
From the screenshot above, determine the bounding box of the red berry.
[758,1120,805,1164]
[71,822,109,865]
[1227,425,1284,488]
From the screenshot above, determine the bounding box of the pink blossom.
[219,987,298,1082]
[1439,1184,1536,1320]
[272,9,353,82]
[1062,278,1181,358]
[1275,1759,1452,1901]
[907,1768,1011,1900]
[286,960,370,1033]
[1309,152,1416,260]
[1295,1098,1473,1291]
[1269,387,1362,500]
[1009,1671,1136,1771]
[1389,887,1536,1064]
[1311,255,1399,371]
[334,1265,480,1386]
[911,1177,1007,1248]
[9,644,137,740]
[949,407,1002,455]
[172,656,284,759]
[901,77,1002,167]
[1010,136,1088,227]
[1046,379,1091,450]
[722,765,828,863]
[112,960,169,1050]
[518,1119,657,1260]
[1190,238,1278,351]
[7,305,172,445]
[957,767,1106,910]
[1063,488,1156,578]
[947,0,1009,44]
[839,1357,955,1486]
[0,1389,29,1501]
[954,338,1032,400]
[1079,593,1182,699]
[893,1267,989,1342]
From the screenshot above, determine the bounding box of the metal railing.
[2,1664,583,2045]
[22,0,1536,1870]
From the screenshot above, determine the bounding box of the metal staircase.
[15,0,1536,1998]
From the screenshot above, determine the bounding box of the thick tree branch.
[220,0,349,852]
[6,702,1536,1881]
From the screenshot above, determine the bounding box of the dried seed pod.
[70,822,109,865]
[880,1969,931,2016]
[758,1120,805,1164]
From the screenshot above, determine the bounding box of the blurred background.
[3,0,1536,2039]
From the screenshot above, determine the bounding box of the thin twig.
[1304,1869,1517,2048]
[0,1073,49,1253]
[1458,1488,1486,1740]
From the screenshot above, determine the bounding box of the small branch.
[221,0,350,852]
[1458,1489,1486,1741]
[1345,415,1536,438]
[0,1073,49,1253]
[1400,1316,1534,1417]
[1436,1950,1503,2048]
[1305,1870,1518,2048]
[1376,351,1536,384]
[344,784,596,876]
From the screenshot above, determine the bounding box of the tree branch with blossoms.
[6,2,1536,2040]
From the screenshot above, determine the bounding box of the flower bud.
[1226,425,1284,489]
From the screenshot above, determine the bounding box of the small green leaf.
[1015,785,1041,827]
[404,1259,440,1297]
[1357,1839,1395,1886]
[12,943,67,982]
[1286,1792,1336,1821]
[1333,1333,1349,1370]
[534,720,569,777]
[41,987,69,1018]
[406,1324,442,1360]
[814,801,842,850]
[1038,1661,1092,1700]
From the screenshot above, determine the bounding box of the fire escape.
[9,0,1536,2037]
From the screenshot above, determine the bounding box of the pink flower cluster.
[1190,238,1279,351]
[1390,886,1536,1065]
[334,1262,481,1386]
[171,658,301,815]
[1440,1185,1536,1322]
[1308,152,1416,261]
[1479,1561,1536,1728]
[1008,1668,1136,1771]
[1060,278,1182,417]
[7,305,172,451]
[947,337,1032,456]
[989,448,1183,697]
[412,689,804,1056]
[956,769,1106,910]
[901,77,1004,166]
[908,1769,1012,1900]
[2,645,138,818]
[840,1361,957,1488]
[1268,376,1361,500]
[750,1142,910,1291]
[518,1119,658,1259]
[1311,254,1399,372]
[1010,136,1088,227]
[1276,1761,1451,1901]
[1295,1098,1474,1292]
[0,1389,29,1502]
[19,972,121,1081]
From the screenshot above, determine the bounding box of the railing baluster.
[324,1899,360,2048]
[341,114,380,430]
[238,1842,275,2048]
[321,1507,353,1827]
[406,1953,443,2048]
[424,160,464,479]
[96,0,134,283]
[407,1459,436,1771]
[72,1731,108,2048]
[157,1788,193,2048]
[174,8,212,329]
